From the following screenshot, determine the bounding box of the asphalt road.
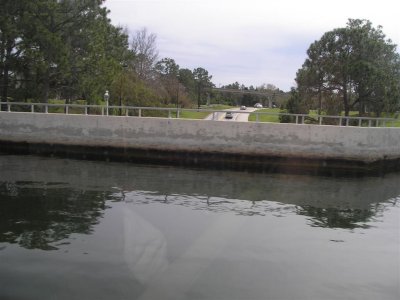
[205,107,257,122]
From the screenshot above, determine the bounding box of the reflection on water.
[0,182,110,250]
[1,155,399,250]
[297,203,391,229]
[0,155,399,300]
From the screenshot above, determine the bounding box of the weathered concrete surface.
[0,112,399,173]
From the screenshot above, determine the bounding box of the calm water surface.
[0,155,399,300]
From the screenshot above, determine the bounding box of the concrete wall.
[0,112,399,162]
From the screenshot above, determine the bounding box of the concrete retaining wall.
[0,112,399,166]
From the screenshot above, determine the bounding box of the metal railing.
[0,102,398,127]
[250,110,399,127]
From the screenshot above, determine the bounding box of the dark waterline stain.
[1,140,399,177]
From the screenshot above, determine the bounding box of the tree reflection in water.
[297,197,399,229]
[1,154,399,251]
[297,206,375,229]
[1,182,399,251]
[114,191,399,230]
[0,182,112,250]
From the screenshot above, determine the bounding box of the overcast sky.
[105,0,399,91]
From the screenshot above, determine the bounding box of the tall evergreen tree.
[0,0,129,104]
[296,19,400,116]
[193,67,213,108]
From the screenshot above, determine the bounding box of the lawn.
[248,109,400,127]
[42,101,235,119]
[381,118,400,127]
[174,105,234,119]
[176,110,210,119]
[248,108,281,122]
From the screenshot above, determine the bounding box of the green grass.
[174,105,234,119]
[43,101,235,119]
[205,105,233,110]
[248,108,281,122]
[176,110,210,119]
[45,99,108,115]
[382,119,400,127]
[379,112,400,127]
[248,109,400,127]
[344,111,400,127]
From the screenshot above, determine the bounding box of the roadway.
[204,107,257,122]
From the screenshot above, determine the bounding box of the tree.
[130,27,158,81]
[0,1,16,102]
[0,0,33,103]
[0,0,129,104]
[296,19,400,116]
[193,67,213,108]
[155,57,179,77]
[1,2,219,109]
[155,57,180,105]
[177,68,197,105]
[75,8,129,104]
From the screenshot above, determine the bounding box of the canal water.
[0,154,399,300]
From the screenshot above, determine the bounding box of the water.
[0,154,399,300]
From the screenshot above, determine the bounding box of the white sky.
[104,0,400,91]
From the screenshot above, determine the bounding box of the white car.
[225,112,233,119]
[240,106,247,110]
[254,103,263,108]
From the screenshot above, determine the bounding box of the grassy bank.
[173,105,233,119]
[248,108,281,122]
[249,108,400,127]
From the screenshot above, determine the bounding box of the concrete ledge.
[0,112,399,175]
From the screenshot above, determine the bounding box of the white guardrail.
[0,102,398,127]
